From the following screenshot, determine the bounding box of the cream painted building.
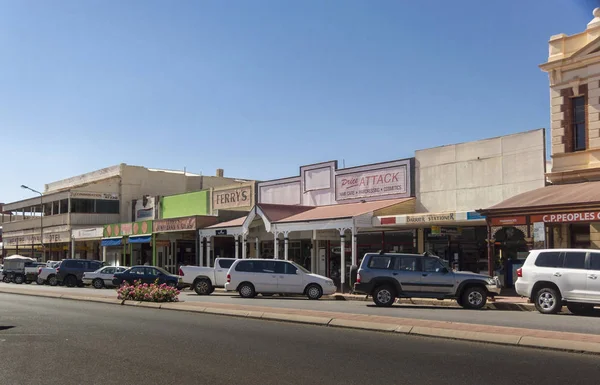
[1,164,245,261]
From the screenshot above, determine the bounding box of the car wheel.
[48,275,58,286]
[13,274,25,285]
[2,275,10,283]
[92,279,105,289]
[306,284,323,300]
[167,281,177,288]
[461,286,487,310]
[193,279,213,295]
[534,287,562,314]
[567,303,595,315]
[64,275,77,288]
[36,277,45,285]
[238,282,256,298]
[372,285,396,307]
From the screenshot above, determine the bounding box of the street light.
[21,185,44,261]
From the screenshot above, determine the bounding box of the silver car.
[83,266,128,289]
[354,252,501,309]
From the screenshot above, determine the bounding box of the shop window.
[60,199,68,214]
[572,96,586,151]
[52,201,59,215]
[384,231,415,253]
[563,251,586,269]
[534,252,563,268]
[96,200,120,214]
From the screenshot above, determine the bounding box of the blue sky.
[0,0,597,202]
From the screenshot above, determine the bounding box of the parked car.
[112,266,183,288]
[37,261,62,285]
[56,259,104,287]
[354,252,501,309]
[2,255,42,284]
[83,266,128,289]
[224,259,336,299]
[179,258,236,295]
[515,249,600,315]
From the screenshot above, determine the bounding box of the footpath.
[1,285,597,355]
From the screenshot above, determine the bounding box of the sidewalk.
[0,285,597,354]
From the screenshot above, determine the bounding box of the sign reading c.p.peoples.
[213,186,252,210]
[335,165,408,201]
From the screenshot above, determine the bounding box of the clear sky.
[1,0,598,202]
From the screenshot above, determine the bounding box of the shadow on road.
[0,326,15,331]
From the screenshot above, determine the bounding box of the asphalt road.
[5,283,600,336]
[0,293,598,385]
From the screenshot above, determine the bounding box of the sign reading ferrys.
[335,165,408,201]
[531,212,600,223]
[213,186,252,210]
[103,221,152,238]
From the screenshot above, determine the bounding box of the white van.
[225,259,337,300]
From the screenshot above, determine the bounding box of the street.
[5,283,600,336]
[0,293,598,385]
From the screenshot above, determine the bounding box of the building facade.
[480,9,600,285]
[1,164,246,262]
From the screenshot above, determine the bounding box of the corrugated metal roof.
[482,181,600,212]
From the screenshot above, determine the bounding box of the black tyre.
[36,277,45,285]
[372,285,396,307]
[2,275,10,283]
[193,279,213,295]
[534,287,562,314]
[167,281,177,288]
[64,275,77,288]
[238,282,256,298]
[92,279,105,289]
[460,286,487,310]
[48,275,58,286]
[306,284,323,300]
[567,303,595,315]
[13,274,25,285]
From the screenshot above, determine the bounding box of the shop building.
[376,129,547,275]
[100,181,255,271]
[2,164,246,261]
[480,9,600,285]
[201,159,416,290]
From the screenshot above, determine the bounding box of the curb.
[1,288,592,354]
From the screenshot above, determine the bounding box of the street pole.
[21,185,44,261]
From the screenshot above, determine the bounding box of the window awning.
[101,238,122,247]
[128,235,151,244]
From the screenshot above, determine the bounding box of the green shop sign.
[103,220,153,238]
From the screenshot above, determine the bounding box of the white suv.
[515,249,600,315]
[225,259,337,299]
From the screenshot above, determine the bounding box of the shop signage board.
[71,191,119,200]
[3,231,70,246]
[153,217,197,233]
[213,186,252,210]
[216,229,228,236]
[72,227,104,239]
[490,216,527,226]
[335,165,408,201]
[103,220,152,238]
[135,196,157,221]
[406,212,456,224]
[530,212,600,223]
[466,211,485,220]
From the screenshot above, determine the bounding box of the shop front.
[2,226,71,261]
[479,181,600,287]
[71,227,103,260]
[374,211,488,273]
[101,220,153,267]
[152,216,219,273]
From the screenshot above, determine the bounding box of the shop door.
[420,257,454,295]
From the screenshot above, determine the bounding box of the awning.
[128,235,151,244]
[101,238,122,247]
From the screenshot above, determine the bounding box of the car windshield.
[290,262,310,274]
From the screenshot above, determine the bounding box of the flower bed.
[117,279,180,302]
